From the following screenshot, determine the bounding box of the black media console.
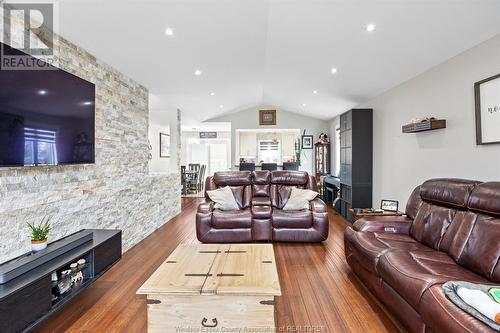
[0,229,122,332]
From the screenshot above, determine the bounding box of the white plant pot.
[31,239,47,253]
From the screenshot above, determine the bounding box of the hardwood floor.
[35,197,401,333]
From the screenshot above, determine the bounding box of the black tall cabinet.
[339,109,373,222]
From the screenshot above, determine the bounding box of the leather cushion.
[252,197,271,206]
[252,205,272,219]
[378,250,487,310]
[410,202,456,250]
[405,186,423,220]
[253,184,269,197]
[212,208,252,229]
[468,182,500,217]
[458,213,500,282]
[272,209,312,228]
[345,228,430,273]
[253,171,270,184]
[213,171,252,186]
[420,178,480,209]
[420,285,498,333]
[271,171,309,185]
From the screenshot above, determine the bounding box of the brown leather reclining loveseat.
[196,170,328,243]
[344,178,500,333]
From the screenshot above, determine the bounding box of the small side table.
[349,208,404,222]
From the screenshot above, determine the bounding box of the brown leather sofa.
[196,170,328,243]
[344,178,500,333]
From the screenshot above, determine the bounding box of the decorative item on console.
[52,257,89,302]
[27,216,51,253]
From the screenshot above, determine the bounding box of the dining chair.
[239,163,255,171]
[283,162,299,171]
[180,165,187,195]
[261,163,277,171]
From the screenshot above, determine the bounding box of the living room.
[1,1,500,332]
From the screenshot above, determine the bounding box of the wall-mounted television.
[0,42,95,167]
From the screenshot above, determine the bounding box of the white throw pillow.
[206,186,240,211]
[282,187,318,211]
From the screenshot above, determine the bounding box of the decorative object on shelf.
[77,259,86,265]
[51,272,58,282]
[259,109,276,126]
[402,117,446,133]
[159,132,170,158]
[475,73,500,145]
[381,199,399,212]
[301,135,313,149]
[316,133,330,144]
[70,262,78,269]
[27,216,51,253]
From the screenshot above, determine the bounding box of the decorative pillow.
[283,187,318,211]
[206,186,240,211]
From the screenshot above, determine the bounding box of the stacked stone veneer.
[0,17,181,263]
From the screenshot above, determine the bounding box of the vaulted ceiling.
[57,0,500,121]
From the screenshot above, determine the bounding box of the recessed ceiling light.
[83,101,93,106]
[210,92,215,96]
[302,103,306,107]
[313,90,318,94]
[165,27,174,36]
[194,69,202,76]
[331,67,338,74]
[366,24,376,32]
[219,104,224,109]
[38,90,47,95]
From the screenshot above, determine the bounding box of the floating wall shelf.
[402,119,446,133]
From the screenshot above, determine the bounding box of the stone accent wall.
[0,15,181,263]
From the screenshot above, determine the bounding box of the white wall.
[207,106,330,175]
[365,34,500,209]
[148,108,180,174]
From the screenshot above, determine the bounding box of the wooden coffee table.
[137,244,281,332]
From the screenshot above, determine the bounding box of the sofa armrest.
[310,198,327,213]
[197,200,215,214]
[353,216,413,235]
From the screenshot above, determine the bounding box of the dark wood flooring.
[34,197,402,333]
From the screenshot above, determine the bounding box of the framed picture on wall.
[301,135,313,149]
[381,200,399,212]
[259,109,276,126]
[160,133,170,158]
[475,73,500,145]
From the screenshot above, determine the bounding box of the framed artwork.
[475,73,500,145]
[301,135,313,149]
[160,133,170,158]
[381,200,399,212]
[259,109,276,126]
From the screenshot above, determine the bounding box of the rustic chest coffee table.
[137,244,281,332]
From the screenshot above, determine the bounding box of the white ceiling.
[57,0,500,121]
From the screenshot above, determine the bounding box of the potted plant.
[27,216,51,253]
[294,138,302,165]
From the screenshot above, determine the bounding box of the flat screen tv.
[0,42,95,167]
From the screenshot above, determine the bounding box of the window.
[24,127,58,165]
